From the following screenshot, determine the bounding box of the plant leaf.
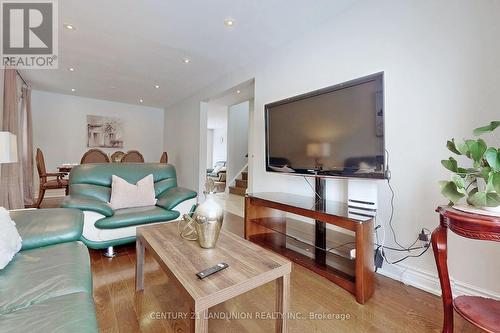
[456,167,467,175]
[485,147,500,171]
[467,191,500,207]
[457,142,470,156]
[490,171,500,194]
[440,181,465,204]
[466,189,478,205]
[441,157,458,172]
[446,139,461,155]
[452,174,465,188]
[480,166,492,179]
[473,121,500,136]
[465,139,487,164]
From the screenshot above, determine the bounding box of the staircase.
[229,171,248,196]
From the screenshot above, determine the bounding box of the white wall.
[227,101,249,184]
[212,128,227,164]
[165,0,500,297]
[206,129,214,168]
[32,90,164,172]
[207,102,228,169]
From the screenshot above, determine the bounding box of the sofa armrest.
[10,208,84,251]
[61,196,114,217]
[156,187,197,210]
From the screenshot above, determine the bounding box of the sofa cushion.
[156,187,198,211]
[0,208,22,269]
[0,292,98,333]
[94,206,179,229]
[109,174,157,210]
[10,208,84,251]
[0,242,92,315]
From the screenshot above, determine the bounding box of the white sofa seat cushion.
[0,207,22,269]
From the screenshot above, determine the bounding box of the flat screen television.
[265,72,386,179]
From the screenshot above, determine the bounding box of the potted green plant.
[440,121,500,212]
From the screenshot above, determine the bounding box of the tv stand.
[314,176,327,267]
[244,192,374,304]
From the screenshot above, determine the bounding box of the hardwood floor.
[40,197,481,332]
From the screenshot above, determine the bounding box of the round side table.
[433,206,500,333]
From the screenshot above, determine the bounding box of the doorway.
[201,80,254,217]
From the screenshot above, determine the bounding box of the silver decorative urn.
[193,179,224,248]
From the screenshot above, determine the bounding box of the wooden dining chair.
[35,148,69,208]
[110,151,125,163]
[81,149,110,164]
[160,152,168,163]
[121,150,144,162]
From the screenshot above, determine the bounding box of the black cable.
[386,177,411,250]
[376,243,427,251]
[385,148,429,251]
[381,245,431,265]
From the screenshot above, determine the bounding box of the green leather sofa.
[61,163,197,256]
[0,208,98,333]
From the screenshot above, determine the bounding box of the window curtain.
[20,86,34,206]
[0,69,23,209]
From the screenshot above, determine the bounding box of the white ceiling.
[207,80,254,129]
[21,0,356,108]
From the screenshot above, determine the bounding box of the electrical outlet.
[418,228,430,242]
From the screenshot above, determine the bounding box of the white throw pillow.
[109,174,157,210]
[0,207,22,269]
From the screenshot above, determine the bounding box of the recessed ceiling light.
[183,58,191,64]
[68,67,75,72]
[64,24,75,30]
[224,19,235,27]
[71,88,76,92]
[154,84,160,89]
[110,86,117,89]
[236,90,241,94]
[139,98,144,103]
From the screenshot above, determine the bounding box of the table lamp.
[306,142,331,170]
[0,132,18,163]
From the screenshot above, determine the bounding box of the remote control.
[196,262,229,279]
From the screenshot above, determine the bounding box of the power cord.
[375,148,432,266]
[304,176,323,201]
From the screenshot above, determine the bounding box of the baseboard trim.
[377,262,500,299]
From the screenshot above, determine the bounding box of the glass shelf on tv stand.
[248,216,357,281]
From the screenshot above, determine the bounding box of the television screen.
[265,73,385,179]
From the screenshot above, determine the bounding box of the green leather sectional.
[61,163,198,251]
[0,208,98,333]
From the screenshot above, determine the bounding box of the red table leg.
[432,224,453,333]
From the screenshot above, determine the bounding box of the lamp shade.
[0,132,18,163]
[306,143,331,158]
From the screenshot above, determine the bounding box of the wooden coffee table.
[135,222,292,333]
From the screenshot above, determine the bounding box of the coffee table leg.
[276,273,290,333]
[135,236,145,291]
[191,307,208,333]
